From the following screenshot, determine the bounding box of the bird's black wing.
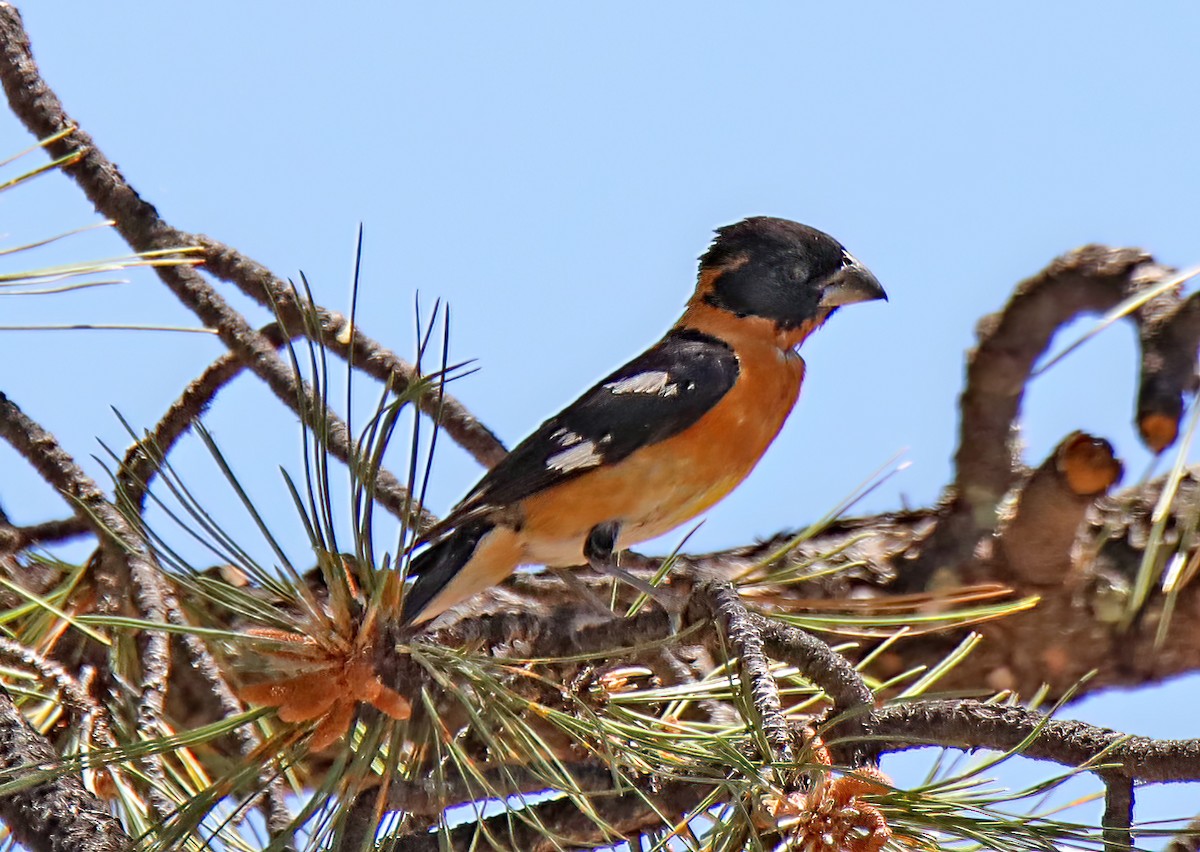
[432,327,739,535]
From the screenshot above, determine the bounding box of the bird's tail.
[400,521,499,625]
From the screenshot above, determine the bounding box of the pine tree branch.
[0,683,131,852]
[690,582,794,766]
[0,390,179,816]
[869,700,1200,782]
[0,515,90,554]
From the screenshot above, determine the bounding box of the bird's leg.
[583,521,620,562]
[584,521,673,604]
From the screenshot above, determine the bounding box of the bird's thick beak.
[818,262,887,308]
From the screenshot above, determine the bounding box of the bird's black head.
[698,216,886,329]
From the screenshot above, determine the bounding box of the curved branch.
[1139,290,1200,452]
[911,246,1174,587]
[689,582,794,765]
[757,615,878,762]
[956,246,1165,513]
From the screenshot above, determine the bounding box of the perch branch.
[418,464,1200,706]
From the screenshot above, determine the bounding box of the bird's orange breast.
[518,313,806,567]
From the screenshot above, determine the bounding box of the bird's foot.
[584,521,677,606]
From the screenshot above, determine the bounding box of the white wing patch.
[549,428,585,447]
[604,371,679,397]
[545,440,604,473]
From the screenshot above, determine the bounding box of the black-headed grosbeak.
[401,216,885,625]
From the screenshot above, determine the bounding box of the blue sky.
[1,2,1199,845]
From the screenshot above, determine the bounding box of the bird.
[400,216,886,625]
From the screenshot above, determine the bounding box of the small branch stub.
[998,431,1123,586]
